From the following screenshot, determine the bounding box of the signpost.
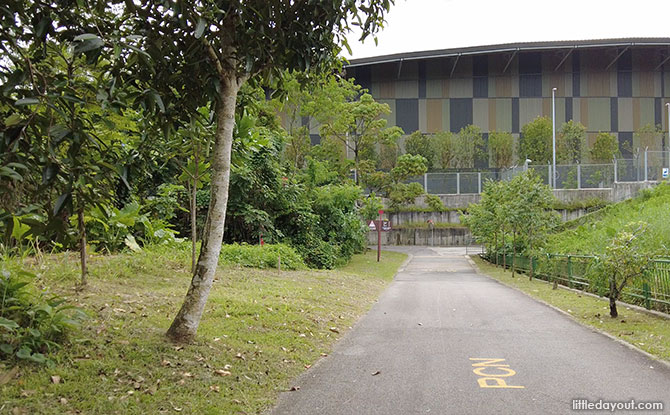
[663,168,668,179]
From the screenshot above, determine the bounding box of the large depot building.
[344,38,670,159]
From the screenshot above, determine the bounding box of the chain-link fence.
[364,150,669,195]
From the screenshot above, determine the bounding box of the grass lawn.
[472,256,670,363]
[0,246,407,415]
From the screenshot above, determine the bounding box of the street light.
[552,87,557,189]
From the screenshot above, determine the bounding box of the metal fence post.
[644,148,648,181]
[643,281,651,310]
[613,158,618,183]
[577,164,581,189]
[478,172,482,194]
[424,173,428,192]
[567,255,573,288]
[548,165,552,187]
[456,172,460,194]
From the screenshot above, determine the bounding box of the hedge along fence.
[484,251,670,314]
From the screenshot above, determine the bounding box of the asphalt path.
[272,247,670,415]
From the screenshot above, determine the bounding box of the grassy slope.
[546,182,670,255]
[473,257,670,362]
[0,247,406,415]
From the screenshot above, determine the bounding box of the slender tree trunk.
[609,278,619,318]
[494,231,498,265]
[502,228,506,269]
[528,232,533,281]
[78,208,87,287]
[512,231,516,278]
[167,75,241,343]
[190,151,199,274]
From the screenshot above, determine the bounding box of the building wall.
[347,47,670,162]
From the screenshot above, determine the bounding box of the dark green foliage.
[360,194,384,221]
[519,116,552,164]
[404,131,434,169]
[488,131,515,169]
[425,194,447,212]
[590,132,620,163]
[0,268,86,365]
[557,120,586,163]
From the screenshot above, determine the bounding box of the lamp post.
[552,87,557,188]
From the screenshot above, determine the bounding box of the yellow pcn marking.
[469,358,525,389]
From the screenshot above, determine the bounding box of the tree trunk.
[512,230,516,278]
[528,233,533,281]
[502,228,506,269]
[609,278,619,318]
[494,231,498,265]
[190,151,198,274]
[78,208,87,287]
[167,76,240,343]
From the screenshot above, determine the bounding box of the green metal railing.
[486,251,670,314]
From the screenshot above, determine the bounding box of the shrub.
[219,243,306,270]
[425,194,446,212]
[297,237,339,270]
[0,268,86,365]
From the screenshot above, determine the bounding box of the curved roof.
[345,38,670,67]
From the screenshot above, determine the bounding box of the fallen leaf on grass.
[209,385,220,393]
[51,375,61,384]
[214,370,231,377]
[235,353,245,360]
[0,367,18,386]
[329,327,340,334]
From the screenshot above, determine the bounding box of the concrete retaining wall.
[368,227,472,247]
[396,181,658,209]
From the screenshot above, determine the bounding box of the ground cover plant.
[0,246,407,414]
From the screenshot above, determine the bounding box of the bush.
[219,243,306,270]
[0,268,86,365]
[297,237,339,270]
[425,194,446,212]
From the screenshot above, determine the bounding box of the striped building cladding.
[344,39,670,162]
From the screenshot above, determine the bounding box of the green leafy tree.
[320,93,403,183]
[598,222,654,317]
[112,1,394,342]
[519,116,552,164]
[590,132,620,163]
[1,30,129,286]
[431,131,456,169]
[360,194,384,221]
[634,124,663,152]
[453,125,484,168]
[488,131,514,169]
[404,131,434,169]
[557,120,586,163]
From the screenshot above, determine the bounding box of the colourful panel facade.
[345,40,670,166]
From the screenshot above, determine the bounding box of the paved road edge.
[465,255,670,371]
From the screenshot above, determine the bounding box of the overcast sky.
[344,0,670,60]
